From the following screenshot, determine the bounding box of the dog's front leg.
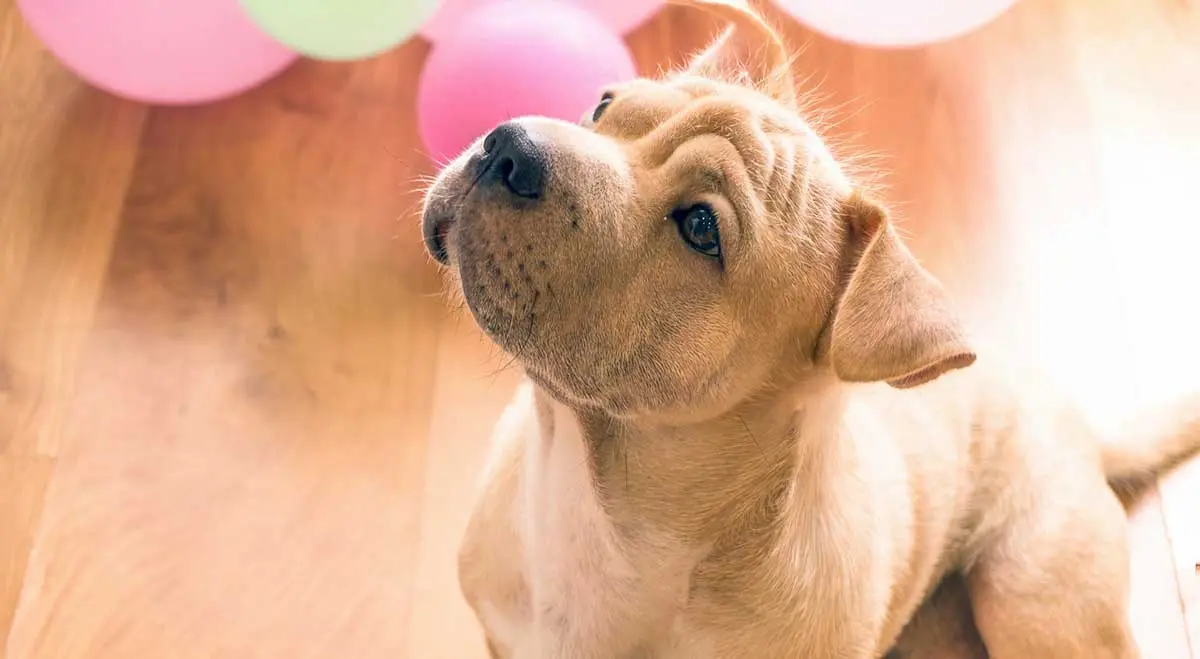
[767,469,909,657]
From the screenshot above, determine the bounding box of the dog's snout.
[480,122,546,200]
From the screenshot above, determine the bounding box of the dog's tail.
[1103,393,1200,507]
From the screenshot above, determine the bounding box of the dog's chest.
[518,404,703,656]
[522,404,634,628]
[463,397,708,657]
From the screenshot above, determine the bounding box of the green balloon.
[241,0,440,61]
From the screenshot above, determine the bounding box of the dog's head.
[422,0,975,419]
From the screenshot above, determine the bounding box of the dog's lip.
[423,204,457,265]
[431,215,455,265]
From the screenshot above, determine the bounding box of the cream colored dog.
[420,2,1200,657]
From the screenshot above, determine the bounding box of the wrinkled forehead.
[593,75,846,203]
[598,76,805,141]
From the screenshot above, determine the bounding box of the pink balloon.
[417,0,638,163]
[17,0,298,105]
[420,0,662,42]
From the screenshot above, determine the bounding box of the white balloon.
[774,0,1020,47]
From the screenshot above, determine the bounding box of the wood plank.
[404,311,523,659]
[5,38,444,658]
[0,2,145,652]
[1161,461,1200,657]
[1128,487,1195,658]
[0,0,1195,656]
[0,455,54,656]
[0,0,145,458]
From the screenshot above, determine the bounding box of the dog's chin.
[443,225,544,364]
[459,256,541,348]
[464,286,535,346]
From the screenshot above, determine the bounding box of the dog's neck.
[528,373,851,548]
[520,377,853,654]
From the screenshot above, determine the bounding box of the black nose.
[479,122,546,199]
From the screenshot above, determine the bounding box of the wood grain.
[1,0,1197,656]
[0,455,53,649]
[0,1,146,458]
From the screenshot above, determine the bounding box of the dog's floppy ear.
[676,0,795,106]
[827,192,976,389]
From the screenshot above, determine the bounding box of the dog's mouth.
[428,215,455,265]
[422,190,461,266]
[424,149,497,266]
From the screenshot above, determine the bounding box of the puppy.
[420,1,1200,656]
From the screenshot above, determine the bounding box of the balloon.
[774,0,1020,48]
[241,0,440,61]
[417,0,638,162]
[420,0,662,42]
[16,0,298,105]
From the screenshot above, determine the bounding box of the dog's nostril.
[496,156,515,182]
[496,156,540,199]
[480,122,546,200]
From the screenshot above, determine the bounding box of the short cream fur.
[421,2,1200,656]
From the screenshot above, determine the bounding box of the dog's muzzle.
[422,121,549,265]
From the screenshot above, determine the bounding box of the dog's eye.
[591,93,614,123]
[672,204,721,259]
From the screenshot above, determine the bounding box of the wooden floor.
[2,0,1198,656]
